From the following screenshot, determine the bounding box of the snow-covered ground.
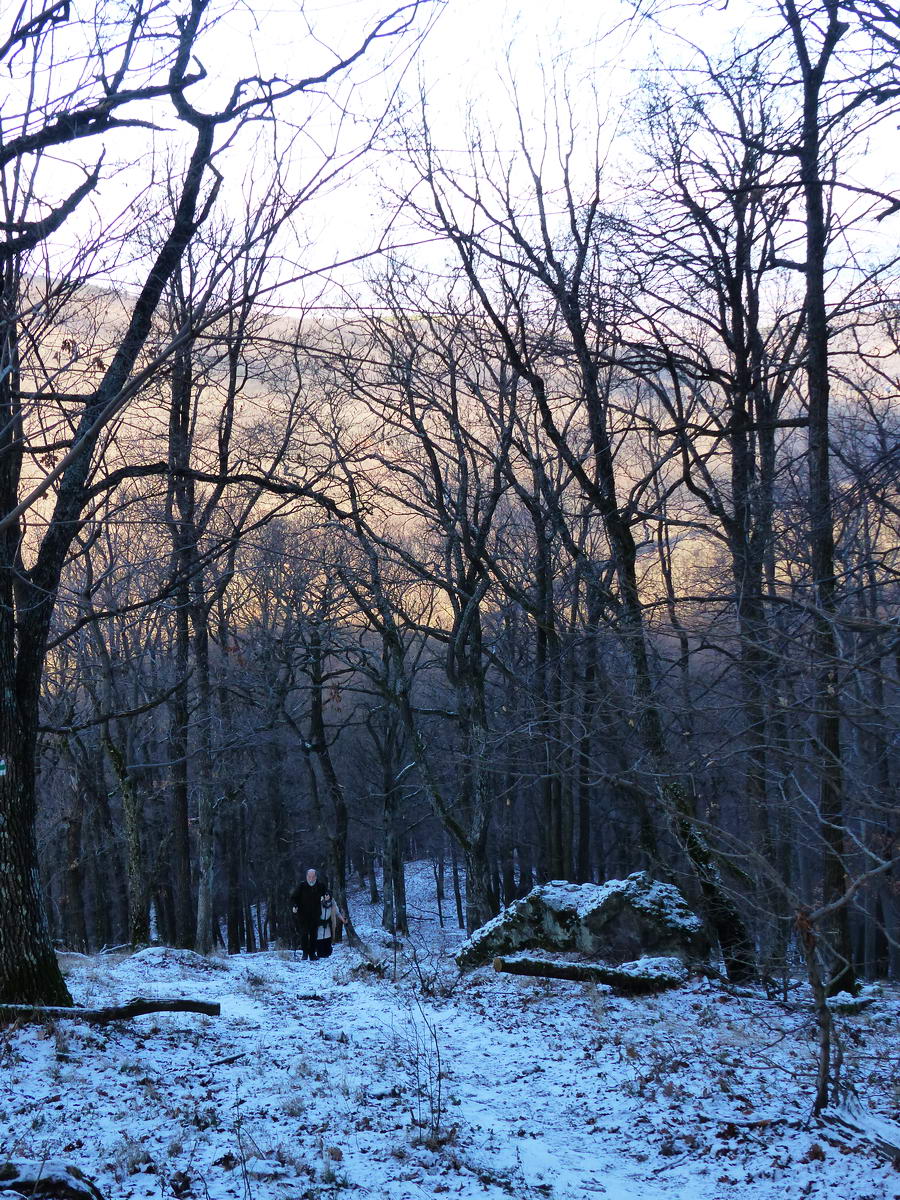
[2,864,898,1200]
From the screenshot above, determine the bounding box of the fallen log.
[0,997,220,1026]
[821,1094,900,1163]
[492,955,687,994]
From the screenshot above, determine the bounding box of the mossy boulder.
[457,871,709,969]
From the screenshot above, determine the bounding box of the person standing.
[290,868,327,960]
[315,890,347,959]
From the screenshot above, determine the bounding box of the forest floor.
[2,865,899,1200]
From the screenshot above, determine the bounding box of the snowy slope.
[2,863,898,1200]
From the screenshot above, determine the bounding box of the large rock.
[457,871,710,969]
[0,1163,105,1200]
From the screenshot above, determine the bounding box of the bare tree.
[395,78,760,977]
[0,0,432,1004]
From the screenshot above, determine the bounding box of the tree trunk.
[0,728,72,1004]
[785,0,856,995]
[0,997,220,1024]
[60,762,88,954]
[168,593,194,949]
[532,512,565,881]
[367,847,380,905]
[492,955,686,993]
[242,806,257,953]
[433,850,445,927]
[449,839,465,929]
[0,101,218,1003]
[264,734,290,943]
[226,808,243,954]
[672,785,757,984]
[102,732,150,946]
[380,737,408,934]
[304,625,359,947]
[192,596,215,954]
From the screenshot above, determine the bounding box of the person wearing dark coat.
[290,868,327,960]
[316,891,347,959]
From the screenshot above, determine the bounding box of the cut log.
[492,955,688,994]
[0,997,220,1025]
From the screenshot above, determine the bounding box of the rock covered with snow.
[124,946,227,973]
[826,985,880,1014]
[0,1162,105,1200]
[457,871,710,969]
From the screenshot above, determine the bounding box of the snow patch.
[615,956,690,983]
[2,863,896,1200]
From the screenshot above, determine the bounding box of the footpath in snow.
[2,864,898,1200]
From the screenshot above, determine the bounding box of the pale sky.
[5,0,899,313]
